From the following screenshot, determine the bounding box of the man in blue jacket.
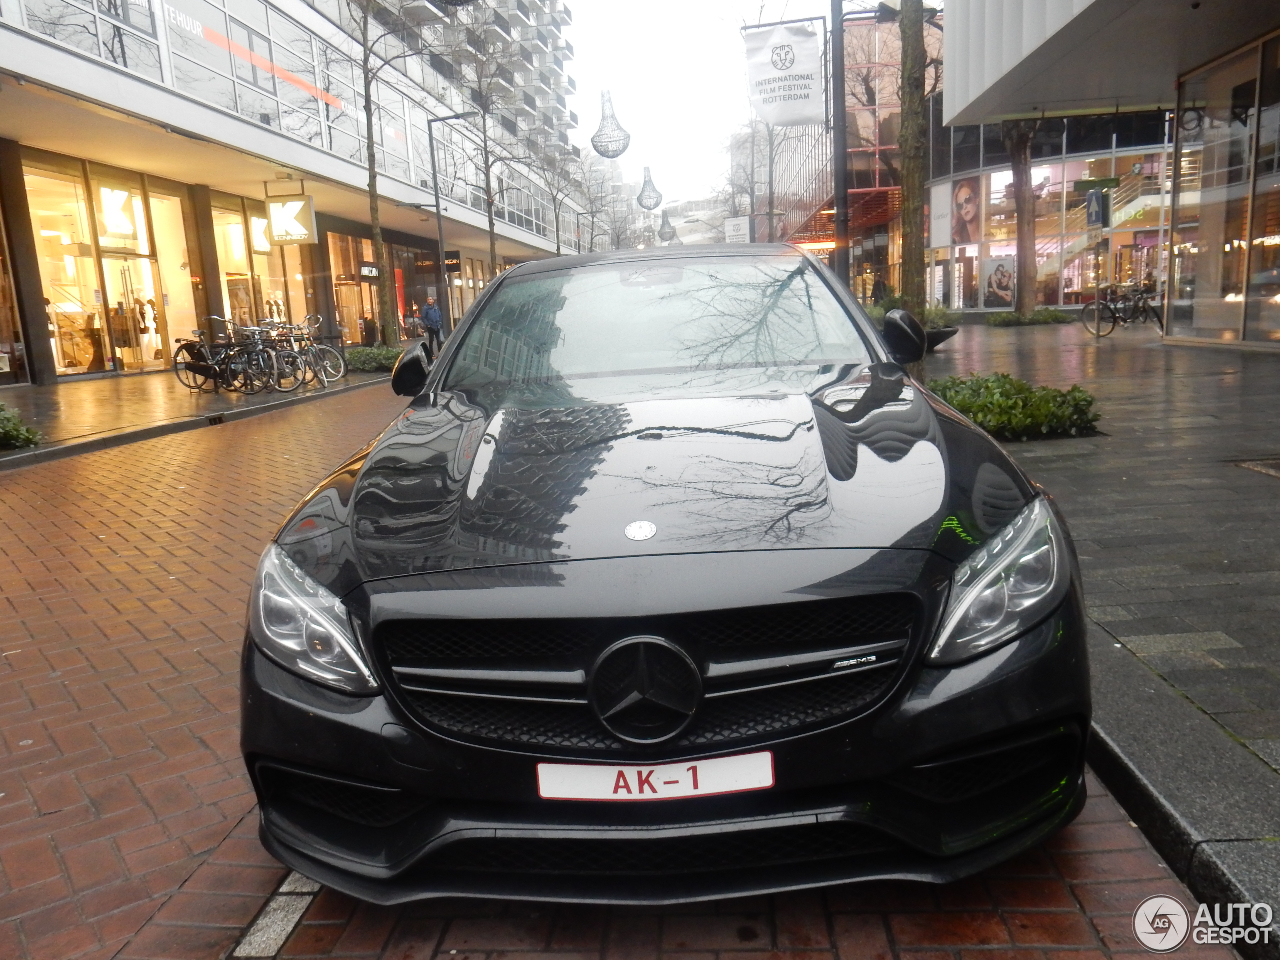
[419,296,443,360]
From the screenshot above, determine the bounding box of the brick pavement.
[0,387,408,960]
[123,772,1236,960]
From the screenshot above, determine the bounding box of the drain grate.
[1237,460,1280,478]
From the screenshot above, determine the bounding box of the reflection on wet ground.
[929,321,1280,772]
[0,369,389,448]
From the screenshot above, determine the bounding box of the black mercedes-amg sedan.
[241,245,1089,905]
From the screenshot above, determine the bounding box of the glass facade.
[926,102,1173,311]
[0,199,25,384]
[1169,35,1280,341]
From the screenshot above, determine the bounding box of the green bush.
[927,372,1100,441]
[344,345,404,372]
[985,307,1074,327]
[0,403,39,449]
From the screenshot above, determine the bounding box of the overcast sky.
[566,0,834,202]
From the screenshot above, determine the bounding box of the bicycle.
[303,315,346,381]
[1081,285,1163,337]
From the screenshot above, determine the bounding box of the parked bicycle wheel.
[1081,301,1117,337]
[316,345,346,380]
[173,342,214,391]
[273,350,306,392]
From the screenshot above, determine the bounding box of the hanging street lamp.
[636,167,662,210]
[590,91,631,159]
[657,209,677,243]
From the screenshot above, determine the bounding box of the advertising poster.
[930,182,952,249]
[743,19,826,127]
[982,257,1016,309]
[951,177,981,244]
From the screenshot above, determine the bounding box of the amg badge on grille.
[624,520,657,541]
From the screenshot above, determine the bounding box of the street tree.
[518,142,584,255]
[898,0,927,314]
[1002,119,1043,318]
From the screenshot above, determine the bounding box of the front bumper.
[241,589,1090,904]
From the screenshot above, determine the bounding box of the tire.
[228,349,274,394]
[316,345,346,380]
[173,342,213,391]
[1081,301,1116,337]
[273,350,306,392]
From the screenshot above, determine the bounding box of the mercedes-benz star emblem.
[625,520,657,541]
[588,637,701,744]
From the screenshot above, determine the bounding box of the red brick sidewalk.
[120,772,1235,960]
[0,389,408,960]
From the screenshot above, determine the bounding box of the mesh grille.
[403,669,896,751]
[425,821,900,876]
[263,766,428,827]
[380,594,915,665]
[383,594,917,754]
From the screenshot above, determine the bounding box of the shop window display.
[212,201,254,326]
[1169,50,1257,339]
[1246,37,1280,341]
[24,158,107,375]
[0,210,26,384]
[147,185,200,351]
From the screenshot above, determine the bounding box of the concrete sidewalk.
[0,368,390,470]
[929,322,1280,956]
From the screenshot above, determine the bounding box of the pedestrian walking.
[420,297,443,359]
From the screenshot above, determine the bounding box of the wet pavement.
[928,322,1280,774]
[0,368,389,457]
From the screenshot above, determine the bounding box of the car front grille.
[380,593,918,755]
[259,764,429,828]
[424,821,902,876]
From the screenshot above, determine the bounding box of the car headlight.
[928,497,1070,665]
[249,544,379,694]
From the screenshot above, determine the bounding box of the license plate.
[537,751,774,801]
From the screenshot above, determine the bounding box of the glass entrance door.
[101,256,166,371]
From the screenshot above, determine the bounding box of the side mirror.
[882,309,927,365]
[390,341,430,397]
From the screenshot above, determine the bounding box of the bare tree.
[577,156,614,252]
[517,145,584,255]
[443,8,532,276]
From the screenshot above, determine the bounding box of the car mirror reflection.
[391,342,431,397]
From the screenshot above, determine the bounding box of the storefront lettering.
[163,3,202,38]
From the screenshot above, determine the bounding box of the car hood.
[277,364,1034,597]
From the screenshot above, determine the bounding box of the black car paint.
[243,245,1089,903]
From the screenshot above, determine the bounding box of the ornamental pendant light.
[590,91,630,159]
[657,209,677,243]
[636,167,662,210]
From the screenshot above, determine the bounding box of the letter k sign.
[268,196,316,243]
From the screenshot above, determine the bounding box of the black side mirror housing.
[882,309,927,365]
[391,341,430,397]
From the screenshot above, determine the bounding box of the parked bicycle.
[1081,285,1163,337]
[173,315,345,393]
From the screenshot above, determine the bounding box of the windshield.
[442,257,872,404]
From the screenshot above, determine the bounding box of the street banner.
[929,182,951,248]
[743,19,826,127]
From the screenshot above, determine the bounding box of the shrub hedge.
[344,345,404,372]
[927,372,1100,441]
[0,403,39,449]
[984,308,1074,327]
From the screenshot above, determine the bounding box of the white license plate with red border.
[537,751,774,801]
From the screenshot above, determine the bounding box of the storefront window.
[0,208,26,384]
[212,200,253,325]
[327,232,378,344]
[24,156,107,375]
[1245,37,1280,341]
[148,183,200,346]
[1169,50,1257,339]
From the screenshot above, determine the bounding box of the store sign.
[929,183,951,248]
[724,216,751,243]
[359,264,379,278]
[444,250,462,273]
[268,195,318,245]
[743,18,825,127]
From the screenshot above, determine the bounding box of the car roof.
[503,243,806,279]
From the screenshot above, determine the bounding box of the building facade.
[944,0,1280,345]
[0,0,580,386]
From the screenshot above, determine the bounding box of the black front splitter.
[258,776,1085,906]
